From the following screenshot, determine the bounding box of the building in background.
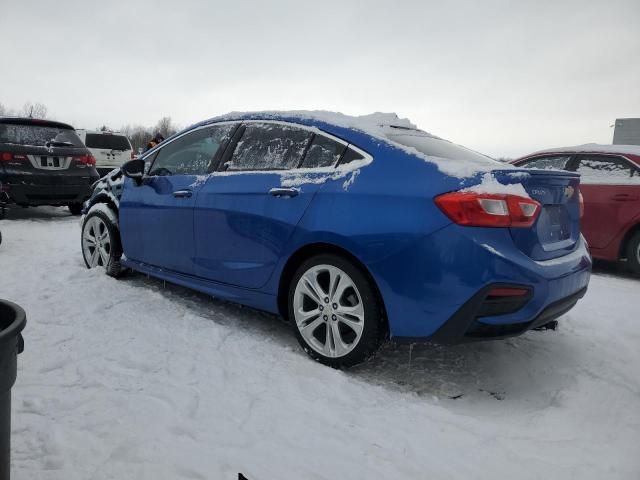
[613,118,640,145]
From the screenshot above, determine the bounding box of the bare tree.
[120,124,154,152]
[21,101,48,119]
[0,102,16,116]
[155,116,177,138]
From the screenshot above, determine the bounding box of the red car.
[513,144,640,274]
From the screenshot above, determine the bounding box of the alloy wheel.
[293,264,365,358]
[82,216,112,268]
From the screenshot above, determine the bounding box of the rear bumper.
[425,284,587,343]
[0,182,94,206]
[372,223,592,340]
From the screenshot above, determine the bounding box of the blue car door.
[193,122,348,288]
[119,123,237,274]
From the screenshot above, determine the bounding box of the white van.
[76,129,133,176]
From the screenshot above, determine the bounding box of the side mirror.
[121,159,145,185]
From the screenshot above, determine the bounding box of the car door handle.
[173,189,193,198]
[269,187,299,197]
[611,193,639,201]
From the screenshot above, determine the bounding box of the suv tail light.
[74,154,96,166]
[0,152,28,163]
[435,191,541,228]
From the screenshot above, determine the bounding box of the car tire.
[626,231,640,275]
[68,203,83,216]
[288,254,385,368]
[81,206,124,278]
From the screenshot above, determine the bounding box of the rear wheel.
[288,254,384,368]
[68,203,83,215]
[626,232,640,275]
[81,206,123,277]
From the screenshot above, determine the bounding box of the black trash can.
[0,300,26,480]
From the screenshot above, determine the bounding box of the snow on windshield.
[383,129,503,177]
[0,124,84,147]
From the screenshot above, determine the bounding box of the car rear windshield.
[384,129,499,166]
[0,123,84,147]
[84,133,131,151]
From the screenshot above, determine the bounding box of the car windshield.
[0,123,84,147]
[85,133,131,151]
[384,129,499,166]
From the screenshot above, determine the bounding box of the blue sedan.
[81,112,591,367]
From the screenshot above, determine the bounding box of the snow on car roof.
[198,110,504,178]
[529,143,640,158]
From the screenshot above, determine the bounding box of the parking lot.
[1,206,638,479]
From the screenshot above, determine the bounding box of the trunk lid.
[492,169,581,261]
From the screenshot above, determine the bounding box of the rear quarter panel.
[260,139,465,333]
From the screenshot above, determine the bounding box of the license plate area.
[32,155,70,170]
[540,205,571,242]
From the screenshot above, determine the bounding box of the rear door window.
[85,133,131,151]
[225,123,311,171]
[149,124,235,176]
[575,155,640,183]
[519,155,572,170]
[300,134,345,168]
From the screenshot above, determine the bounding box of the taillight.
[487,287,530,298]
[578,190,584,218]
[435,192,541,228]
[75,154,96,166]
[0,152,28,163]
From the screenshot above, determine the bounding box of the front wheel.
[289,254,385,368]
[626,232,640,275]
[81,206,124,277]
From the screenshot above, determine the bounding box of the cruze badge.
[564,186,575,199]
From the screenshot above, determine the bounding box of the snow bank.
[2,207,639,479]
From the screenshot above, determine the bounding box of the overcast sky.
[1,0,638,158]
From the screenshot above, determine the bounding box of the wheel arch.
[86,194,119,217]
[277,242,389,335]
[620,221,640,259]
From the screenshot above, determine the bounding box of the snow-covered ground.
[0,207,638,479]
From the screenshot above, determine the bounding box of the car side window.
[520,155,572,170]
[340,147,365,165]
[300,134,346,168]
[225,123,311,171]
[148,124,235,176]
[576,155,640,182]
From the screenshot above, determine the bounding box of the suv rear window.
[85,133,131,151]
[385,129,499,166]
[0,123,84,147]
